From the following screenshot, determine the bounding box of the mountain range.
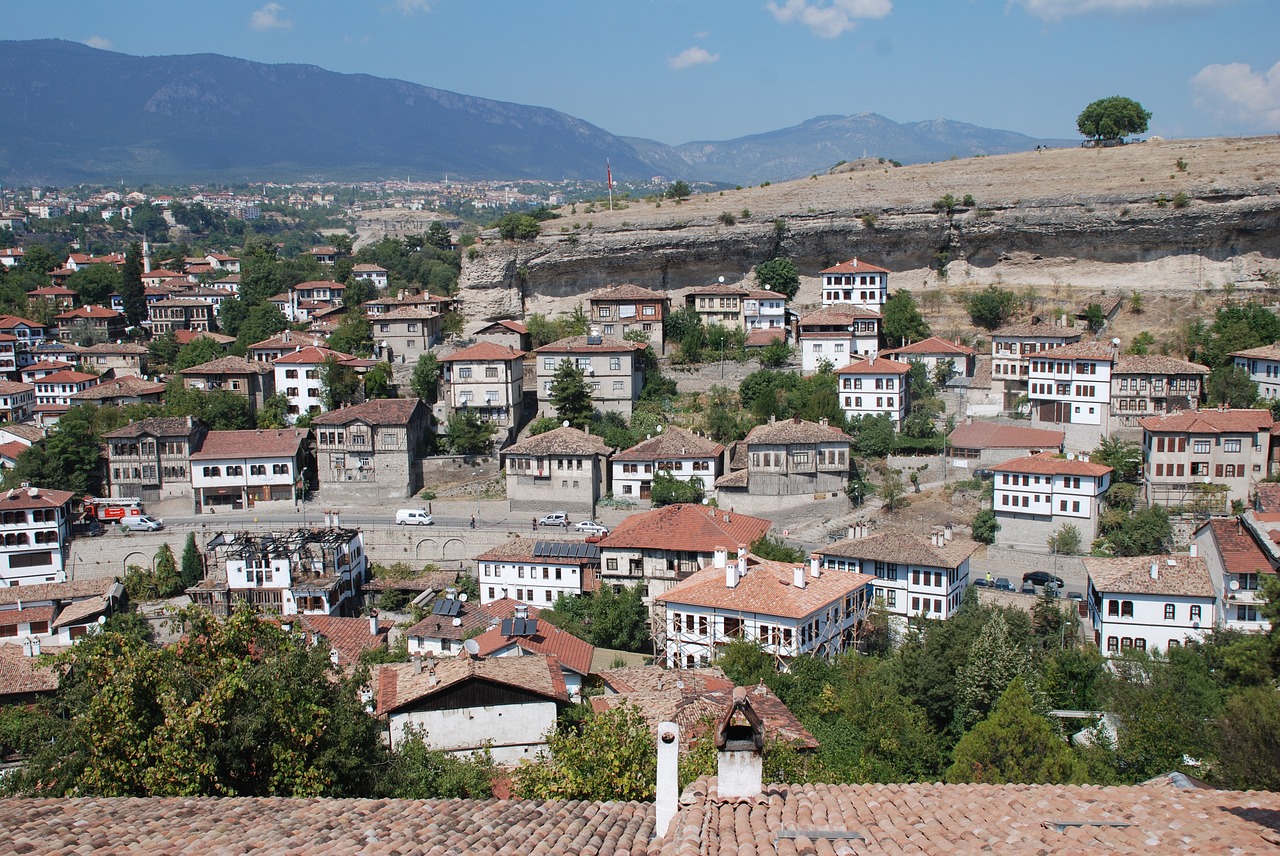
[0,40,1073,186]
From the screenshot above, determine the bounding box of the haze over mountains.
[0,40,1073,186]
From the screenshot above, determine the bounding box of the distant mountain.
[0,40,1074,186]
[663,114,1077,185]
[0,39,654,185]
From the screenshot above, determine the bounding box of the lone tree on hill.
[1077,96,1151,143]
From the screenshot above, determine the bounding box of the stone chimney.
[715,687,764,799]
[655,722,680,837]
[413,655,423,675]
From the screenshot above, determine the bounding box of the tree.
[362,362,393,400]
[1099,505,1172,557]
[233,303,288,352]
[120,242,146,329]
[946,678,1086,784]
[1206,365,1257,408]
[1091,437,1143,483]
[327,315,374,358]
[173,336,225,371]
[755,258,800,300]
[425,221,453,252]
[1213,687,1280,792]
[341,277,375,310]
[444,411,497,455]
[966,286,1019,330]
[549,359,594,429]
[1083,303,1106,333]
[971,509,999,544]
[238,241,283,308]
[758,337,793,369]
[148,331,180,370]
[4,404,104,495]
[649,471,704,507]
[883,290,931,345]
[320,356,362,411]
[1077,96,1152,142]
[851,413,896,458]
[955,613,1035,729]
[410,353,440,404]
[666,180,692,200]
[877,468,908,510]
[7,606,385,797]
[749,534,804,563]
[180,532,202,589]
[376,732,495,799]
[66,264,122,306]
[514,703,655,801]
[256,393,291,429]
[152,544,180,598]
[1047,523,1083,556]
[541,584,651,653]
[716,639,775,685]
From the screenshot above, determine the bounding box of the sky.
[7,0,1279,145]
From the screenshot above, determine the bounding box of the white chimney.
[717,687,763,799]
[1150,561,1159,580]
[713,546,728,570]
[413,655,423,675]
[809,553,821,578]
[945,524,953,541]
[847,526,856,540]
[737,545,748,581]
[21,638,31,658]
[31,637,40,656]
[1190,543,1198,557]
[369,611,379,635]
[793,566,806,589]
[726,561,738,589]
[655,722,680,837]
[330,647,341,666]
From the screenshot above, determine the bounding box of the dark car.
[972,577,993,588]
[1020,581,1037,595]
[1023,571,1065,590]
[995,577,1015,592]
[1067,591,1085,602]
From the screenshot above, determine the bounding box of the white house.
[990,321,1082,409]
[475,537,599,607]
[0,486,74,587]
[374,655,568,764]
[797,306,881,373]
[1193,515,1278,633]
[0,578,124,646]
[1085,554,1216,654]
[350,264,389,288]
[835,355,912,428]
[819,258,890,310]
[992,452,1113,551]
[819,526,978,623]
[471,604,596,702]
[1027,341,1116,451]
[190,429,307,510]
[272,345,359,422]
[654,549,874,670]
[0,381,35,424]
[437,342,526,442]
[742,288,788,332]
[881,336,976,380]
[611,426,723,502]
[1231,343,1280,401]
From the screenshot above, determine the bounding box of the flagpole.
[607,160,614,212]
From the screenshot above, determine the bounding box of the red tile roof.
[992,452,1113,478]
[179,356,272,376]
[298,615,390,666]
[947,420,1065,450]
[587,284,668,302]
[504,425,612,457]
[798,306,881,326]
[311,397,424,427]
[1139,408,1273,435]
[834,355,911,375]
[743,416,851,445]
[0,486,74,511]
[819,258,891,274]
[1084,554,1215,598]
[614,426,723,462]
[271,345,357,364]
[536,335,646,354]
[438,342,526,362]
[55,305,121,321]
[190,429,306,460]
[1200,517,1276,577]
[0,644,64,699]
[881,335,975,357]
[375,653,568,715]
[471,618,595,676]
[1036,341,1118,360]
[598,504,770,553]
[34,370,97,385]
[656,554,873,619]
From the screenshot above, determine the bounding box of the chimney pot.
[793,565,806,588]
[809,553,821,578]
[713,546,727,569]
[1150,561,1159,580]
[656,722,681,836]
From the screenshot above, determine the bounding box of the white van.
[395,509,434,526]
[120,515,164,532]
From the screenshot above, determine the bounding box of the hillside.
[457,136,1280,324]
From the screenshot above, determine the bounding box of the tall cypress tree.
[121,242,146,329]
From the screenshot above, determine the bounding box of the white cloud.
[1015,0,1230,22]
[83,36,112,49]
[1191,60,1280,130]
[668,46,720,70]
[249,3,293,31]
[390,0,431,12]
[766,0,892,39]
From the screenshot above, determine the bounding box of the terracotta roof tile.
[536,335,646,354]
[1256,483,1280,513]
[0,381,34,395]
[598,504,770,553]
[504,425,612,457]
[103,416,202,440]
[881,336,975,357]
[1198,517,1275,577]
[70,376,166,401]
[0,605,55,628]
[474,537,599,564]
[34,370,97,385]
[587,284,669,302]
[1139,408,1272,434]
[1230,343,1280,360]
[744,416,852,445]
[173,329,235,345]
[438,342,526,362]
[0,644,64,698]
[946,421,1065,450]
[614,426,723,462]
[0,486,74,512]
[190,429,306,460]
[179,355,272,376]
[655,554,873,619]
[471,617,595,676]
[1084,554,1215,598]
[744,328,785,347]
[1112,354,1210,375]
[798,305,881,325]
[991,452,1113,478]
[991,321,1083,339]
[822,532,980,568]
[376,653,568,715]
[819,258,891,274]
[311,397,424,427]
[0,578,118,608]
[50,595,111,629]
[298,615,390,666]
[271,345,357,365]
[1036,341,1118,361]
[598,666,732,695]
[835,356,911,375]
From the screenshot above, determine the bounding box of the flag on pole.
[607,159,613,189]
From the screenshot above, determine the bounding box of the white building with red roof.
[655,549,874,669]
[475,536,599,607]
[1140,407,1273,512]
[945,419,1065,468]
[438,342,526,441]
[0,486,75,586]
[0,380,34,424]
[992,452,1113,550]
[835,354,912,428]
[1027,340,1117,450]
[1230,342,1280,401]
[271,344,361,422]
[32,369,99,423]
[470,602,596,700]
[989,320,1082,408]
[1193,514,1279,633]
[350,263,388,288]
[534,334,647,418]
[742,288,787,335]
[796,306,881,373]
[1084,554,1216,654]
[611,426,723,502]
[881,335,976,379]
[819,258,890,310]
[190,428,308,510]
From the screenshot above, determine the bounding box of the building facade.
[103,416,208,503]
[1231,343,1280,401]
[819,258,889,310]
[991,452,1113,550]
[501,426,612,514]
[311,398,430,499]
[1140,408,1273,512]
[0,487,74,587]
[797,306,881,373]
[820,528,977,622]
[534,336,646,419]
[1026,341,1115,451]
[475,537,599,607]
[438,342,526,444]
[1110,354,1209,432]
[190,429,308,509]
[1085,555,1216,654]
[611,426,722,502]
[586,284,669,352]
[835,355,912,429]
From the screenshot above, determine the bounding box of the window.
[1225,438,1241,453]
[1164,603,1176,620]
[1108,600,1119,616]
[285,369,298,378]
[1194,440,1210,454]
[1120,601,1134,617]
[609,357,621,371]
[1190,604,1203,622]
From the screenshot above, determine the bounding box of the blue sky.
[8,0,1279,144]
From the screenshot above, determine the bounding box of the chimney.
[1150,561,1159,580]
[369,610,380,636]
[737,545,748,581]
[1190,543,1198,557]
[713,546,728,569]
[655,722,680,837]
[515,603,529,620]
[726,560,738,589]
[945,524,954,541]
[793,565,806,589]
[715,687,764,799]
[413,655,423,675]
[809,553,821,578]
[330,647,341,666]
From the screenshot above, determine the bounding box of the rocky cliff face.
[455,138,1280,326]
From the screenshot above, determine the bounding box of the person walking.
[532,518,538,532]
[470,515,476,529]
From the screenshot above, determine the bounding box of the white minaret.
[142,238,152,274]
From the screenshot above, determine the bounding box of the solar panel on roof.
[500,619,513,635]
[525,619,538,636]
[432,598,461,617]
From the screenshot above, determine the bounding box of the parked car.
[539,512,569,527]
[1020,581,1037,595]
[994,577,1015,592]
[1067,591,1085,602]
[1023,571,1065,590]
[395,509,434,526]
[121,515,163,532]
[972,578,992,588]
[574,520,609,536]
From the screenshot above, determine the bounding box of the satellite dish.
[718,276,725,283]
[562,420,570,428]
[463,638,481,655]
[97,615,107,625]
[458,592,468,602]
[1229,580,1240,591]
[451,617,462,627]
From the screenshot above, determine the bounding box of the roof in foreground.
[0,796,655,855]
[823,531,980,568]
[947,420,1065,450]
[1083,554,1215,598]
[503,425,613,457]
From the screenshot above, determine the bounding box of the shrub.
[717,211,736,226]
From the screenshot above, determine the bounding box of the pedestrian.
[470,515,476,529]
[986,571,993,584]
[532,518,538,532]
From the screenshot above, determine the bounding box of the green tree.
[238,241,284,308]
[1205,365,1257,408]
[327,314,373,358]
[946,678,1086,784]
[549,359,594,429]
[152,544,180,598]
[425,221,453,252]
[716,639,775,685]
[410,353,440,404]
[4,405,105,495]
[233,303,288,352]
[173,336,226,372]
[749,534,804,563]
[757,337,793,369]
[755,258,800,300]
[878,468,908,510]
[120,242,146,328]
[1083,303,1106,333]
[1047,523,1083,556]
[955,612,1035,729]
[966,286,1019,330]
[341,277,375,310]
[180,532,202,589]
[541,583,651,653]
[883,290,931,345]
[1212,687,1280,792]
[666,180,692,200]
[376,732,495,798]
[971,508,999,544]
[320,356,362,411]
[1091,437,1142,483]
[1099,505,1172,556]
[493,213,541,240]
[851,413,896,458]
[649,471,704,507]
[66,264,123,306]
[148,331,180,370]
[444,411,497,455]
[1077,96,1152,142]
[362,362,393,400]
[256,393,291,429]
[514,703,654,801]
